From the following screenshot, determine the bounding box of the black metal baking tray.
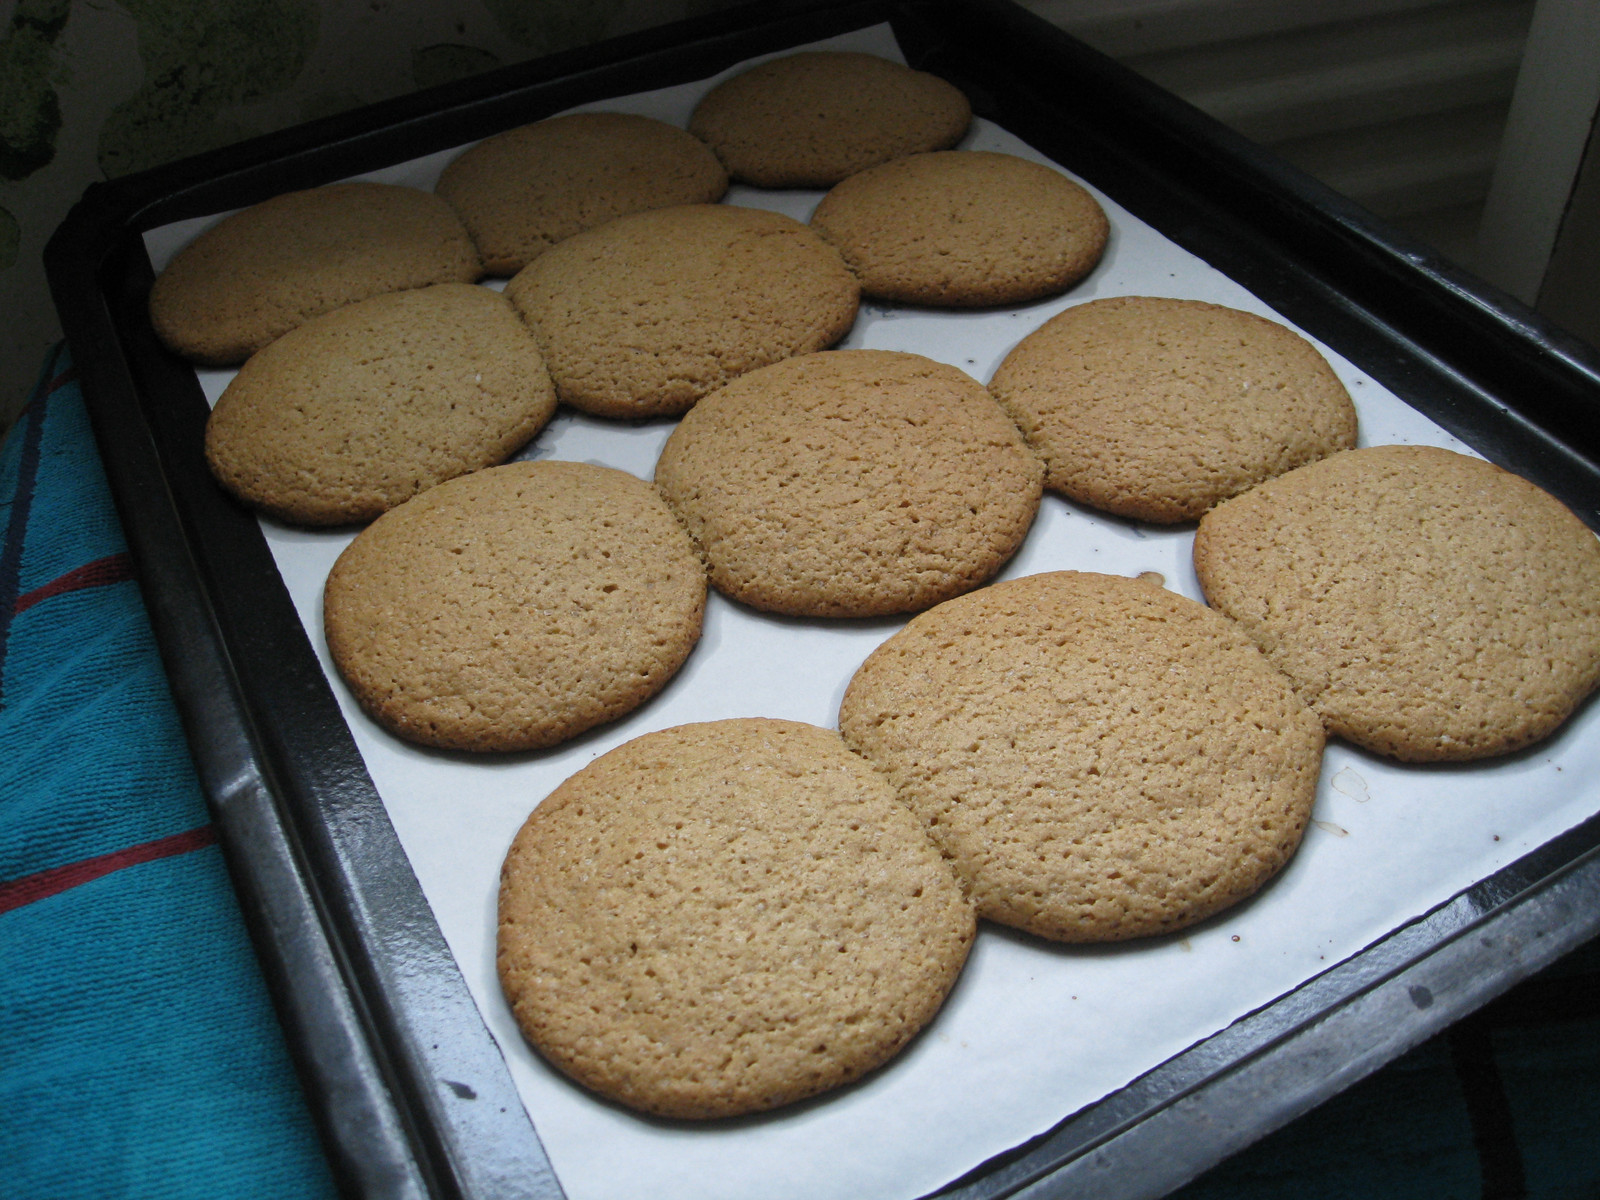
[43,2,1600,1197]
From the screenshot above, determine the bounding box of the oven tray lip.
[42,2,1600,1198]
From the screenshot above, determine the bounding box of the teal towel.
[0,346,336,1199]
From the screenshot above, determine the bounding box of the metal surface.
[42,1,1600,1196]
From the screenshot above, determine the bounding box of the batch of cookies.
[149,51,1600,1123]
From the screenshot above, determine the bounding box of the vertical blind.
[1020,0,1536,267]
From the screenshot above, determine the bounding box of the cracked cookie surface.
[506,204,858,419]
[989,296,1357,523]
[497,718,974,1118]
[1194,444,1600,761]
[323,459,705,752]
[655,349,1042,617]
[150,181,481,365]
[688,51,970,187]
[810,150,1107,307]
[839,570,1323,942]
[436,111,728,275]
[205,283,555,525]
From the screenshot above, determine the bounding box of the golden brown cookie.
[688,51,971,188]
[988,296,1358,523]
[204,284,556,525]
[497,718,975,1119]
[323,460,705,752]
[148,181,482,365]
[1193,444,1600,762]
[654,349,1043,617]
[838,571,1324,943]
[809,151,1108,307]
[505,204,858,419]
[435,111,729,275]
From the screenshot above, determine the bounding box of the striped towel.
[0,346,334,1198]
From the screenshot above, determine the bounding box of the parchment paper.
[144,23,1600,1200]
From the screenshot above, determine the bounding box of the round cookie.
[809,151,1109,307]
[205,284,557,526]
[497,718,975,1119]
[838,571,1324,943]
[505,204,859,419]
[149,181,482,365]
[688,51,971,188]
[1193,444,1600,762]
[989,296,1359,523]
[435,111,729,275]
[323,460,705,752]
[654,349,1043,617]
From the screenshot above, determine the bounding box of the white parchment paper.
[145,23,1600,1200]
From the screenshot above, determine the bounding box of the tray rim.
[41,2,1600,1197]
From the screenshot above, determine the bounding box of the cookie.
[204,284,556,526]
[809,151,1108,307]
[1193,444,1600,761]
[988,296,1359,523]
[838,571,1324,942]
[497,718,975,1119]
[654,349,1043,617]
[323,460,705,752]
[505,204,858,419]
[435,111,729,275]
[688,51,971,188]
[149,181,482,365]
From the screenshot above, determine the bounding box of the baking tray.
[42,1,1600,1197]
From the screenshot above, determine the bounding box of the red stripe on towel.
[45,365,80,395]
[0,825,218,914]
[14,552,135,615]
